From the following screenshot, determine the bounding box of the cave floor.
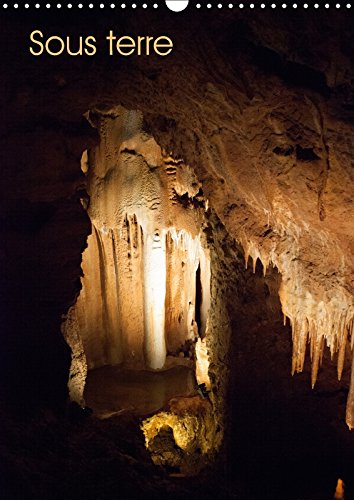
[84,363,198,418]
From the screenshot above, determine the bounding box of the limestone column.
[143,231,167,369]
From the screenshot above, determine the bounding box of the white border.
[1,2,352,8]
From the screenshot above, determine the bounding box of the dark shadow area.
[228,260,354,500]
[0,403,243,500]
[252,45,330,97]
[219,19,330,98]
[195,263,203,338]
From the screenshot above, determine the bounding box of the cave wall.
[63,109,213,404]
[0,119,96,408]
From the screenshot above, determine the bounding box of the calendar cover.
[0,2,353,499]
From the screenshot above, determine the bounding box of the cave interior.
[1,6,354,500]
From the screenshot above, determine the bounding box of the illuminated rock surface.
[142,396,220,472]
[63,106,211,393]
[62,109,219,469]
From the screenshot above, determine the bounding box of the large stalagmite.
[143,231,167,370]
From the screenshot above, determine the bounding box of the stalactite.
[241,235,273,277]
[337,320,350,381]
[240,234,354,424]
[284,296,354,388]
[291,316,308,376]
[165,230,199,353]
[94,226,112,365]
[116,215,145,364]
[311,332,324,389]
[66,215,211,373]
